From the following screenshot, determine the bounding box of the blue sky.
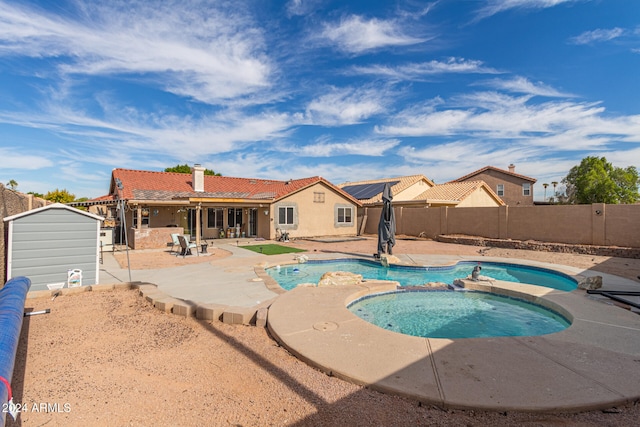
[0,0,639,201]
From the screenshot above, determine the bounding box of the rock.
[318,271,363,287]
[380,254,401,267]
[425,282,449,288]
[255,307,268,328]
[578,275,603,290]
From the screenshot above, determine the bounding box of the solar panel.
[341,181,399,200]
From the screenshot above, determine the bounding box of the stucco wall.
[395,181,432,201]
[361,203,640,249]
[272,182,358,239]
[506,205,592,244]
[462,170,534,206]
[456,188,500,207]
[605,204,639,247]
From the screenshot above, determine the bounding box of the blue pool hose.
[0,277,31,427]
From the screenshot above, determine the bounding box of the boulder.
[318,271,363,287]
[578,275,603,290]
[380,254,401,267]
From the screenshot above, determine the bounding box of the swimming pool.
[267,259,577,291]
[348,290,571,339]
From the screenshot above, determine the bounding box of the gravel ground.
[7,238,640,426]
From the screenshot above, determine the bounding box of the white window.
[337,207,352,224]
[496,184,504,197]
[522,183,531,196]
[278,206,294,225]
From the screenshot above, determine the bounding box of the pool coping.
[267,276,640,412]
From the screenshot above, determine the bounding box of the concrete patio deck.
[95,239,640,412]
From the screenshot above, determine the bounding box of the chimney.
[508,164,515,173]
[192,164,205,192]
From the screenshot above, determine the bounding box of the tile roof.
[107,168,360,205]
[415,180,505,205]
[338,175,434,204]
[452,166,537,183]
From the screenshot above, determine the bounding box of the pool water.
[348,290,571,339]
[268,259,577,291]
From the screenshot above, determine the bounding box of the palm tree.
[6,179,18,190]
[551,181,558,203]
[543,183,549,202]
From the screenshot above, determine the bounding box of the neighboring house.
[413,181,505,207]
[78,165,361,249]
[338,175,435,205]
[452,164,536,206]
[338,175,503,208]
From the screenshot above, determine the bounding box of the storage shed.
[4,203,103,291]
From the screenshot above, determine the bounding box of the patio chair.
[169,233,181,255]
[177,235,199,258]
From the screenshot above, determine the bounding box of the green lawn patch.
[239,244,306,256]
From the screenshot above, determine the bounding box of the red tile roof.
[108,168,360,205]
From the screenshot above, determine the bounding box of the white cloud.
[478,76,574,97]
[474,0,582,21]
[376,92,640,155]
[286,0,324,17]
[569,27,625,45]
[0,148,53,170]
[351,57,501,80]
[305,87,388,125]
[0,1,272,104]
[288,137,400,157]
[0,103,297,160]
[319,15,425,53]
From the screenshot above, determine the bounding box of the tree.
[6,179,18,190]
[164,164,221,176]
[550,181,558,203]
[562,156,639,204]
[44,188,76,203]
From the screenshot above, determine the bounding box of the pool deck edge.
[267,282,640,412]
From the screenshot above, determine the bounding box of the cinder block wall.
[361,203,640,249]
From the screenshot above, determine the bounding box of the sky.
[0,0,639,201]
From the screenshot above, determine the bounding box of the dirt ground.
[8,238,640,426]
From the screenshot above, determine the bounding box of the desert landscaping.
[7,238,640,426]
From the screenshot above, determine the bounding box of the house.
[339,175,435,205]
[80,166,361,249]
[412,180,505,207]
[452,164,537,206]
[4,203,103,291]
[338,175,503,208]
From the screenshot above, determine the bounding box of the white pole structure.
[115,179,132,282]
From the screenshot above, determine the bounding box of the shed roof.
[3,202,104,222]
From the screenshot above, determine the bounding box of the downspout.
[0,276,31,426]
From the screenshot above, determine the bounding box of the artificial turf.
[239,244,306,255]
